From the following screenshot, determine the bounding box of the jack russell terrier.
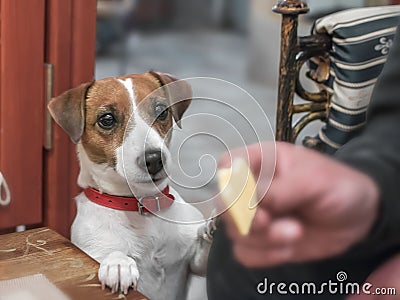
[48,72,214,300]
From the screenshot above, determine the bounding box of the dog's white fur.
[69,78,212,300]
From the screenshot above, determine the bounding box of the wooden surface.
[0,227,148,300]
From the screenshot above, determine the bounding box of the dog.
[48,71,214,300]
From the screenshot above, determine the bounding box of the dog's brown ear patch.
[149,71,192,128]
[48,81,94,144]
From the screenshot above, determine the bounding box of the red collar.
[83,186,175,214]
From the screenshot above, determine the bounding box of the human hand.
[220,142,379,268]
[347,254,400,300]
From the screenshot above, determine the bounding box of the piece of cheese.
[217,158,258,235]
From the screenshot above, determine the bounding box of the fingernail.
[282,223,300,239]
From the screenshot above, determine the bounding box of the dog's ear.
[48,81,94,144]
[149,71,192,128]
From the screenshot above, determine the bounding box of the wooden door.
[0,0,96,237]
[0,0,45,229]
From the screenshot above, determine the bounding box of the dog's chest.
[127,216,195,298]
[72,194,199,299]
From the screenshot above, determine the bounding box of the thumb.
[262,175,317,215]
[218,143,275,177]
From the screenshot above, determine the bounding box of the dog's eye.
[97,113,116,130]
[155,104,169,121]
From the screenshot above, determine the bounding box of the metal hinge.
[44,63,54,150]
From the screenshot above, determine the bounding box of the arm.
[218,26,400,268]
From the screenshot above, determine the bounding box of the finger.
[233,218,303,249]
[249,208,271,233]
[233,243,293,268]
[351,254,400,300]
[257,142,327,215]
[263,218,303,247]
[218,142,275,179]
[218,143,275,213]
[260,175,316,216]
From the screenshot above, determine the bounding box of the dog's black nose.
[139,150,163,176]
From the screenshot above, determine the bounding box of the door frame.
[44,0,97,237]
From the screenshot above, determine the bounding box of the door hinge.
[44,63,54,150]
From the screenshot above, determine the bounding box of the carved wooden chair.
[273,1,400,154]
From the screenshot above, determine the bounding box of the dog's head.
[48,72,191,196]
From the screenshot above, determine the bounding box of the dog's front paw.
[198,218,217,243]
[98,251,140,294]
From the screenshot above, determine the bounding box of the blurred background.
[94,1,398,298]
[95,0,396,84]
[95,0,398,139]
[95,0,397,198]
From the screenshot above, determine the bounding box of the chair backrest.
[273,1,400,154]
[307,5,400,153]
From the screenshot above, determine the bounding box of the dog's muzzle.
[137,150,164,177]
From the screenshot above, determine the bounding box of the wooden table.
[0,227,148,300]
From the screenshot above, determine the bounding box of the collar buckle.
[137,198,148,215]
[138,196,162,215]
[155,196,161,211]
